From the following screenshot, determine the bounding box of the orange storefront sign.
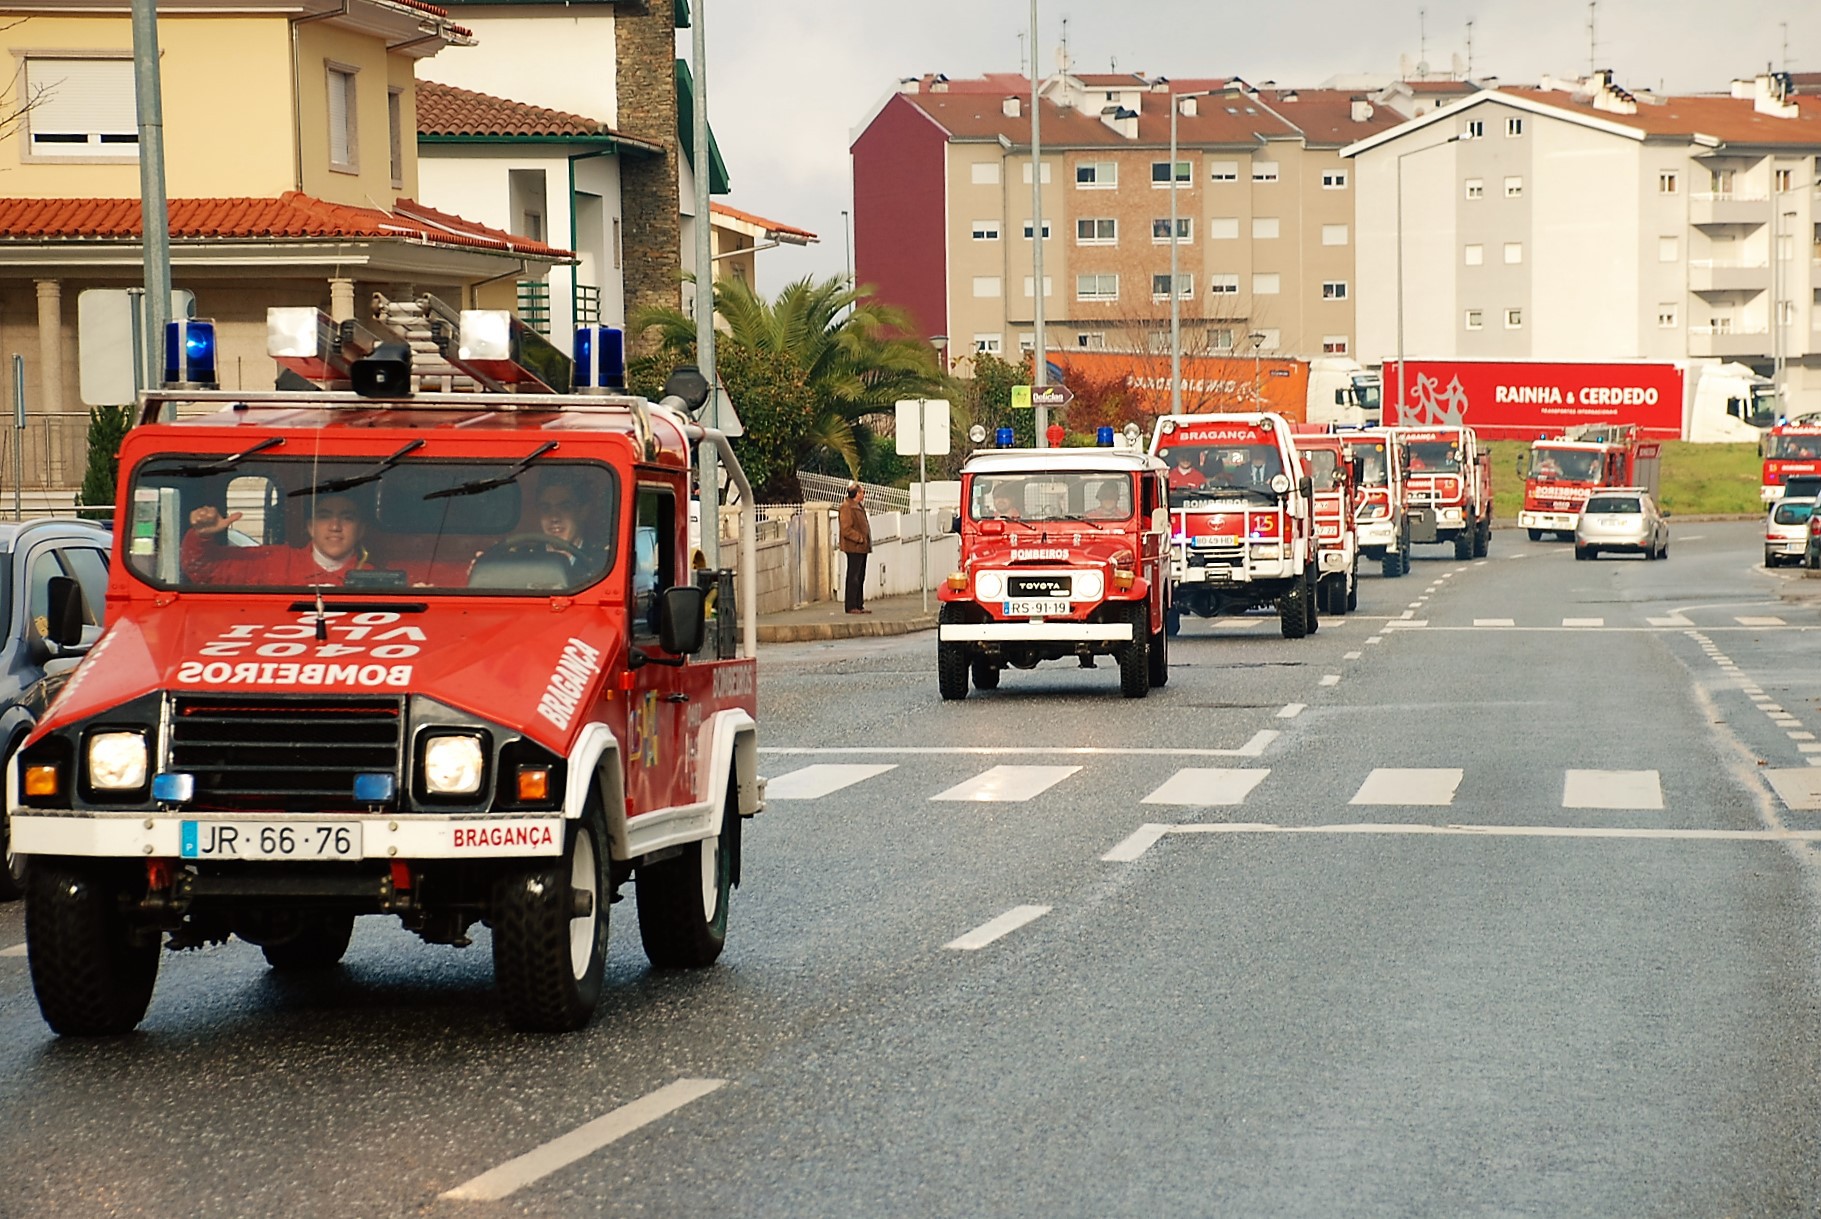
[1052,350,1310,422]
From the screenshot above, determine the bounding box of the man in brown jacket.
[839,482,872,613]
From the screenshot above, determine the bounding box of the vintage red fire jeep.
[1290,426,1359,616]
[1149,412,1321,638]
[8,302,763,1036]
[937,447,1171,699]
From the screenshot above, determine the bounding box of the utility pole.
[692,0,720,569]
[131,0,171,401]
[1169,90,1182,414]
[1029,0,1049,446]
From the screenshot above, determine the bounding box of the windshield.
[1157,442,1283,502]
[1585,495,1641,514]
[1766,434,1821,460]
[1300,448,1344,488]
[1531,447,1603,482]
[970,472,1132,522]
[1405,441,1462,474]
[126,455,619,595]
[1773,500,1816,526]
[1354,441,1389,487]
[1352,376,1382,413]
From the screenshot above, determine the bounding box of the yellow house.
[0,0,570,493]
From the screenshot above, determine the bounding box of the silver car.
[1575,489,1669,560]
[1766,497,1816,568]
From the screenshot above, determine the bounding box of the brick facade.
[614,0,683,354]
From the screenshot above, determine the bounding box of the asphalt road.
[5,521,1821,1217]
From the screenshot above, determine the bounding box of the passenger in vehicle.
[181,493,384,586]
[1245,447,1281,490]
[990,485,1022,518]
[535,474,607,578]
[1088,481,1128,518]
[1165,451,1205,490]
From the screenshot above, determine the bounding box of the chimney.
[1002,96,1022,118]
[1754,72,1798,118]
[1587,69,1637,115]
[1179,95,1198,118]
[1350,97,1374,122]
[1099,105,1138,138]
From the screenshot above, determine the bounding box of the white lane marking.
[1791,732,1817,742]
[1562,769,1664,810]
[1799,743,1821,754]
[1386,620,1429,628]
[1809,758,1821,768]
[1155,822,1821,844]
[1350,768,1463,806]
[1474,561,1488,567]
[1648,615,1694,627]
[944,905,1051,950]
[1763,703,1788,712]
[1750,694,1775,703]
[441,1078,726,1202]
[1510,554,1528,560]
[1399,610,1415,619]
[1475,618,1515,627]
[0,943,25,958]
[1737,616,1787,626]
[1766,769,1821,811]
[1409,601,1426,608]
[1103,823,1173,862]
[764,731,1278,759]
[1367,636,1384,644]
[1220,618,1265,629]
[1319,674,1341,686]
[1680,535,1706,541]
[1277,703,1305,719]
[763,764,897,801]
[1562,617,1605,628]
[931,765,1080,802]
[1344,651,1362,660]
[1142,768,1271,806]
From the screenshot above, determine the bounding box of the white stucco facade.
[419,9,620,126]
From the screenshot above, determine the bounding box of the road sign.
[1032,385,1075,408]
[894,397,951,457]
[1011,384,1032,410]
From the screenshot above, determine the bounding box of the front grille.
[169,696,403,811]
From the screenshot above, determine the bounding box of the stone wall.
[613,0,682,356]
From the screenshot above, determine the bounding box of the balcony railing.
[575,283,601,327]
[516,281,551,335]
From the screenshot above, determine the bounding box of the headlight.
[1074,570,1105,600]
[976,571,1005,600]
[424,734,485,795]
[88,731,149,791]
[1253,544,1283,559]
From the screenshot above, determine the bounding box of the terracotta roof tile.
[1503,87,1821,145]
[710,201,816,241]
[416,80,659,150]
[0,191,572,259]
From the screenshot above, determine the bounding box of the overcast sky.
[706,0,1817,294]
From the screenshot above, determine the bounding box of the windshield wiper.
[1041,513,1102,527]
[288,440,425,498]
[159,436,285,477]
[423,440,558,500]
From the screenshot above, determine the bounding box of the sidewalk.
[756,592,938,643]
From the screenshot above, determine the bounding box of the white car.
[1574,489,1669,561]
[1765,497,1815,568]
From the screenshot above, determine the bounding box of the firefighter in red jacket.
[181,493,378,586]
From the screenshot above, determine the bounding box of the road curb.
[758,614,938,644]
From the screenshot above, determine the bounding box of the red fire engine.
[1519,423,1662,540]
[1393,425,1493,560]
[1347,428,1411,578]
[1150,413,1321,638]
[8,299,763,1036]
[1760,417,1821,502]
[938,446,1171,699]
[1290,426,1358,615]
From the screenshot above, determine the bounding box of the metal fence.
[796,470,911,512]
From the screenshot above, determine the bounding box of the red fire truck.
[1760,417,1821,502]
[938,447,1171,699]
[1290,427,1358,615]
[1149,413,1321,638]
[1394,426,1492,560]
[1519,423,1662,540]
[8,299,763,1036]
[1347,428,1411,578]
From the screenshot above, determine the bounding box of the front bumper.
[939,622,1134,642]
[1356,518,1394,547]
[1518,511,1579,530]
[11,811,566,860]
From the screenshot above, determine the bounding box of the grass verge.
[1483,440,1760,522]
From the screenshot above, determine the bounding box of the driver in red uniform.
[1165,451,1205,490]
[181,493,382,586]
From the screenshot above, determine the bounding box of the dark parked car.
[1,519,111,900]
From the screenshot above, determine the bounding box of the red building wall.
[851,95,949,339]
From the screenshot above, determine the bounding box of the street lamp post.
[1029,0,1050,446]
[1774,205,1796,408]
[1248,330,1267,406]
[1394,134,1462,415]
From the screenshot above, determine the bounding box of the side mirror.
[949,513,961,534]
[45,576,90,652]
[658,584,708,655]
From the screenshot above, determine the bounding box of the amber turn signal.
[516,767,550,802]
[946,571,968,591]
[23,764,59,798]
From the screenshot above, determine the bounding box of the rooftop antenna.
[1465,18,1474,79]
[1110,53,1117,73]
[1018,29,1027,76]
[1059,15,1069,74]
[1418,7,1427,77]
[1587,0,1597,78]
[1781,22,1792,73]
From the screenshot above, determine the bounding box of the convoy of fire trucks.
[1761,416,1821,502]
[1519,423,1662,541]
[8,298,764,1036]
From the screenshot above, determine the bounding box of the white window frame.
[1321,335,1349,354]
[1018,333,1036,352]
[971,219,1001,241]
[1657,170,1678,195]
[1076,331,1107,350]
[1254,328,1281,351]
[20,54,138,162]
[1151,159,1193,187]
[1076,161,1117,189]
[1503,242,1523,265]
[1150,272,1194,301]
[1021,219,1052,241]
[1657,305,1678,329]
[1504,176,1523,198]
[1321,281,1348,300]
[1021,275,1053,298]
[1076,217,1117,245]
[1076,273,1119,302]
[1321,170,1348,190]
[1252,161,1280,182]
[1209,274,1239,296]
[327,62,359,173]
[1209,328,1235,351]
[1464,118,1485,139]
[1506,117,1524,137]
[970,161,1000,186]
[1020,161,1053,185]
[1504,308,1523,330]
[973,334,1003,355]
[1465,309,1484,331]
[1151,217,1192,243]
[1320,224,1348,246]
[1464,244,1484,266]
[1209,160,1238,182]
[1465,178,1484,199]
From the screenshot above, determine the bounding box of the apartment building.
[851,71,1399,370]
[1344,71,1821,415]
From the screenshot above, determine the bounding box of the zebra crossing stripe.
[1562,769,1663,810]
[1351,768,1463,806]
[930,765,1081,803]
[1141,769,1270,806]
[764,764,897,800]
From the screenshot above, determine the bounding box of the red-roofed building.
[1342,71,1821,416]
[851,70,1400,374]
[708,202,817,288]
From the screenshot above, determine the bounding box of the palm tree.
[634,275,945,477]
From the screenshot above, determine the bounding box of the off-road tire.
[938,644,969,700]
[1527,528,1544,542]
[638,780,735,969]
[1304,570,1320,635]
[491,802,608,1032]
[1382,544,1405,579]
[26,858,159,1036]
[1164,606,1182,637]
[260,913,355,970]
[1474,519,1491,557]
[1147,618,1168,688]
[1279,580,1309,639]
[970,660,1000,690]
[1454,531,1473,560]
[1119,615,1150,698]
[1346,562,1359,611]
